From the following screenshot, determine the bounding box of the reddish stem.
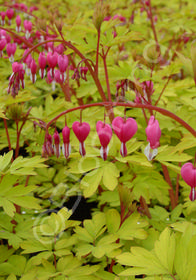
[102,49,112,101]
[175,163,181,203]
[95,28,101,75]
[148,0,161,54]
[162,164,176,209]
[3,118,12,152]
[46,102,196,137]
[155,76,171,106]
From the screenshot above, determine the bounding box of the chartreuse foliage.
[0,0,196,279]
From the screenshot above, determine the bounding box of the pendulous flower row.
[42,115,161,162]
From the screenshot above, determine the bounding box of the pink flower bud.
[53,131,61,158]
[112,116,138,157]
[181,163,196,189]
[20,3,28,12]
[62,126,71,159]
[96,121,112,160]
[181,162,196,201]
[38,52,47,78]
[6,43,17,62]
[24,20,32,32]
[16,15,21,32]
[6,9,14,20]
[30,59,37,83]
[54,69,63,83]
[24,20,32,39]
[80,66,88,81]
[47,52,58,69]
[1,12,6,25]
[72,121,90,157]
[145,116,161,149]
[58,55,68,73]
[55,44,64,54]
[42,134,54,157]
[12,62,20,73]
[0,38,6,57]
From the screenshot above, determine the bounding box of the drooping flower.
[112,116,138,157]
[62,126,71,159]
[30,59,37,83]
[42,134,54,157]
[23,20,32,39]
[0,38,6,57]
[144,116,161,161]
[38,52,47,78]
[58,54,68,82]
[16,15,21,32]
[6,43,17,63]
[96,121,112,160]
[1,12,6,25]
[47,51,58,77]
[54,69,64,84]
[80,66,88,81]
[181,162,196,201]
[72,121,90,157]
[53,131,61,158]
[6,9,14,25]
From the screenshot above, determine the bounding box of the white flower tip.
[144,143,158,161]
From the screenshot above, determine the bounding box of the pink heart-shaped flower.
[72,121,90,157]
[146,116,161,149]
[96,121,112,161]
[96,121,112,148]
[181,162,196,188]
[112,116,138,143]
[72,121,90,143]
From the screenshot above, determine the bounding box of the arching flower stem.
[46,102,196,137]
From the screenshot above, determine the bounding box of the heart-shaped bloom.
[144,116,161,161]
[181,162,196,201]
[96,121,112,160]
[38,52,47,78]
[53,131,61,158]
[6,43,17,63]
[112,116,138,157]
[58,55,68,81]
[47,52,58,76]
[30,59,37,83]
[16,15,21,32]
[72,121,90,157]
[146,116,161,149]
[62,126,71,159]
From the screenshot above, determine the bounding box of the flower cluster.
[42,115,161,161]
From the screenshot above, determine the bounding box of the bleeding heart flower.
[42,134,54,157]
[62,126,71,159]
[181,162,196,201]
[96,121,112,160]
[72,121,90,157]
[30,59,37,83]
[38,52,47,78]
[16,15,21,32]
[144,116,161,161]
[112,116,138,157]
[53,131,61,158]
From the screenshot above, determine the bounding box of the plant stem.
[155,76,171,106]
[148,0,161,54]
[3,118,12,152]
[95,28,101,75]
[162,164,177,209]
[102,49,112,101]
